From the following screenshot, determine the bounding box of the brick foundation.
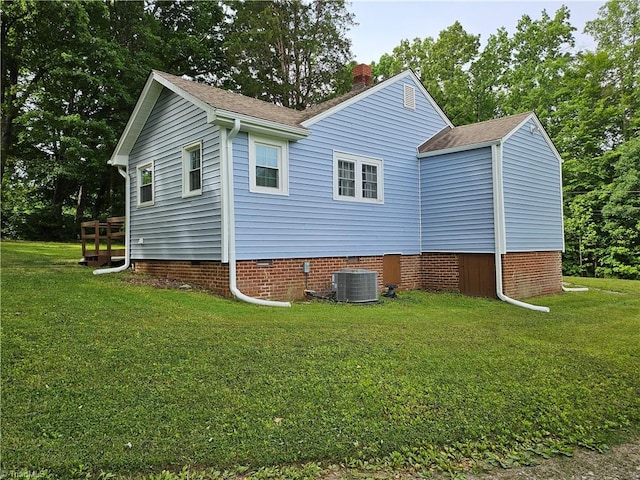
[132,260,230,297]
[133,255,423,301]
[421,253,460,292]
[502,251,563,298]
[132,251,562,302]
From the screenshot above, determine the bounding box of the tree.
[150,0,226,78]
[561,0,640,279]
[423,22,479,125]
[501,7,576,136]
[371,23,480,125]
[369,1,638,279]
[371,37,432,80]
[585,0,640,142]
[223,0,355,109]
[599,137,640,278]
[1,0,113,238]
[1,0,230,239]
[468,28,511,122]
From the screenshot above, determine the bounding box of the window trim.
[249,134,289,196]
[182,141,203,198]
[137,161,155,207]
[333,151,384,204]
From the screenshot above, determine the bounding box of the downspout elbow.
[94,166,131,275]
[229,284,292,308]
[497,289,550,313]
[562,285,589,292]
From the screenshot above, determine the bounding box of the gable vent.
[403,84,416,110]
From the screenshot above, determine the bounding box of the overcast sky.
[349,1,607,64]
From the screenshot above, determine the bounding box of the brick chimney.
[352,63,373,90]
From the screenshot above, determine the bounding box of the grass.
[1,241,639,479]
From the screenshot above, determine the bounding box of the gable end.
[301,71,452,128]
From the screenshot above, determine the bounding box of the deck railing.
[80,216,126,267]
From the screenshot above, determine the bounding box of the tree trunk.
[75,184,87,226]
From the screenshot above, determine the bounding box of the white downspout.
[94,166,131,275]
[491,143,550,313]
[225,119,291,307]
[562,285,589,292]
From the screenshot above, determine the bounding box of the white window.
[137,162,154,207]
[182,141,202,197]
[333,151,383,203]
[249,134,289,195]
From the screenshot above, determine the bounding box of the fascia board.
[302,70,454,129]
[152,73,214,115]
[501,112,534,144]
[300,71,411,127]
[209,110,309,141]
[108,73,162,165]
[409,70,454,129]
[502,112,563,165]
[417,140,499,159]
[534,116,564,164]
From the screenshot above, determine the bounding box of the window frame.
[137,161,155,207]
[333,151,384,204]
[182,141,203,198]
[248,134,289,196]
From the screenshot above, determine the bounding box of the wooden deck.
[79,217,126,267]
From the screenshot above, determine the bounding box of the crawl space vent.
[332,269,378,303]
[403,84,416,110]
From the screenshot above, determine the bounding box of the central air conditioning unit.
[332,269,378,303]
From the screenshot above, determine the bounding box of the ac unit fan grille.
[332,269,378,303]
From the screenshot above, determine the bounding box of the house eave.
[208,110,309,141]
[108,155,129,167]
[417,140,499,159]
[108,74,163,167]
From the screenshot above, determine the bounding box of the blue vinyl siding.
[233,77,449,260]
[420,148,495,253]
[129,89,222,260]
[503,119,564,251]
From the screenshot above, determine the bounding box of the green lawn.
[2,241,639,479]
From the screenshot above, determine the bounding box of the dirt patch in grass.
[317,441,640,480]
[124,274,210,292]
[462,441,640,480]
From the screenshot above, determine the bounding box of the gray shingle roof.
[154,71,307,128]
[418,111,533,154]
[154,70,380,129]
[298,84,374,122]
